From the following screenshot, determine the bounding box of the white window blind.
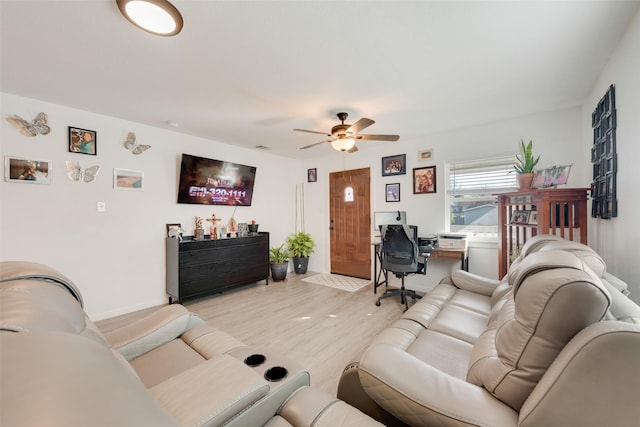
[449,156,516,195]
[447,156,517,235]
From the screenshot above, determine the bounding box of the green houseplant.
[269,244,290,281]
[513,139,540,189]
[286,231,315,274]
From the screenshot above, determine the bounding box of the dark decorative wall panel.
[591,84,617,218]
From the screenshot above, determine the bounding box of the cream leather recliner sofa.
[0,261,382,427]
[338,237,640,426]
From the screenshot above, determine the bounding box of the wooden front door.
[329,167,371,279]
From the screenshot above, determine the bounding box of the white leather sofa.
[0,261,382,427]
[338,237,640,426]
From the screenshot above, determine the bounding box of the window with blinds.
[447,156,516,235]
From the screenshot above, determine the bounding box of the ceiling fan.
[294,112,399,152]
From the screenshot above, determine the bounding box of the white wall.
[1,93,301,320]
[582,8,640,301]
[301,106,585,283]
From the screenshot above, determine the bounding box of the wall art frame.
[68,126,97,155]
[114,168,144,191]
[385,183,400,202]
[4,156,52,185]
[307,168,317,182]
[413,166,436,194]
[382,154,406,176]
[418,148,434,162]
[591,84,617,219]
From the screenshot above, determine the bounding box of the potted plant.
[286,231,315,274]
[513,139,540,190]
[269,244,290,281]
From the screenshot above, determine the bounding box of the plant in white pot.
[286,231,315,274]
[269,244,290,282]
[513,139,540,190]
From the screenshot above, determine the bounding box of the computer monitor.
[374,211,406,231]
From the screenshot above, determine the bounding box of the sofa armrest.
[519,321,640,427]
[358,343,518,427]
[448,270,502,296]
[1,332,180,427]
[150,354,270,427]
[104,304,204,360]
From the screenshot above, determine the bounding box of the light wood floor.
[97,273,408,395]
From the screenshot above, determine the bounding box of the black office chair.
[376,224,427,310]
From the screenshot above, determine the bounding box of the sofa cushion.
[467,250,612,410]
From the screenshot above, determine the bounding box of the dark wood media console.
[166,232,269,303]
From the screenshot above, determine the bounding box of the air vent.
[255,145,271,150]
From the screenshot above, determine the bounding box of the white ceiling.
[2,0,638,159]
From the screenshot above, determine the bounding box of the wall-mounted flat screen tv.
[177,153,256,206]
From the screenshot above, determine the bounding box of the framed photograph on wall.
[68,126,97,155]
[307,168,317,182]
[382,154,406,176]
[418,148,434,162]
[386,183,400,202]
[114,168,143,190]
[4,156,52,184]
[413,166,436,194]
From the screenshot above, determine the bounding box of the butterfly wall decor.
[65,160,100,183]
[123,131,151,155]
[6,112,51,137]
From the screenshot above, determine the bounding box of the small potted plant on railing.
[286,231,315,274]
[513,139,540,190]
[269,244,290,281]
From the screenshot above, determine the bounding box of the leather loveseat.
[338,237,640,426]
[0,261,382,427]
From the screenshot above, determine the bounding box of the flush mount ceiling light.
[116,0,183,36]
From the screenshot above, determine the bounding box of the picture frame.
[68,126,97,155]
[4,156,52,185]
[166,223,182,234]
[418,148,434,162]
[382,154,406,176]
[533,165,572,188]
[385,183,400,202]
[528,210,538,225]
[413,166,436,194]
[510,210,531,225]
[114,168,144,191]
[166,223,183,239]
[307,168,317,182]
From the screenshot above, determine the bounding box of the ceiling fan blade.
[300,140,332,150]
[347,118,374,134]
[347,145,359,153]
[293,128,332,137]
[354,134,400,141]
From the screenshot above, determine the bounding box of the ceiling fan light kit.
[331,136,356,152]
[116,0,183,36]
[295,112,399,152]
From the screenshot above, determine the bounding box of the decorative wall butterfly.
[6,112,51,137]
[65,161,100,183]
[123,132,151,155]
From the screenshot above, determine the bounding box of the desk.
[372,243,468,294]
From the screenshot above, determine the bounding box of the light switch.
[97,202,106,212]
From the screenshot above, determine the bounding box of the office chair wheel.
[375,300,381,306]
